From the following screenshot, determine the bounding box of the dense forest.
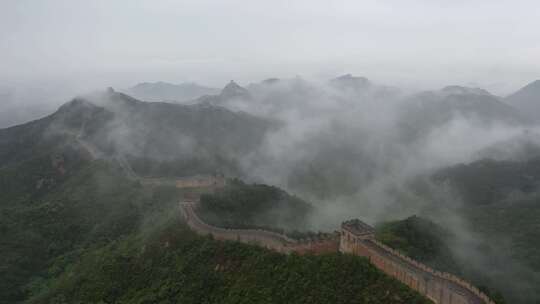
[3,85,539,303]
[0,151,432,304]
[31,219,431,304]
[0,154,182,303]
[197,179,314,234]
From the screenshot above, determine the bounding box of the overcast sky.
[1,0,539,94]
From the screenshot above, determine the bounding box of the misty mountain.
[329,74,401,101]
[0,93,428,303]
[3,78,540,303]
[433,158,540,205]
[0,86,65,129]
[90,89,272,159]
[219,80,252,100]
[199,75,392,115]
[423,157,540,302]
[505,80,540,121]
[376,216,506,303]
[0,89,276,177]
[195,80,252,108]
[397,86,529,141]
[0,98,110,168]
[330,74,370,91]
[136,75,400,120]
[125,81,220,102]
[246,77,326,110]
[476,130,540,161]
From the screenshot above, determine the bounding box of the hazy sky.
[1,0,539,94]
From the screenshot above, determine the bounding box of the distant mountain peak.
[518,79,540,91]
[74,88,142,110]
[126,81,219,102]
[504,80,540,121]
[336,74,368,81]
[223,80,242,90]
[220,80,250,99]
[440,85,491,96]
[57,97,98,114]
[332,74,369,83]
[330,74,371,89]
[261,78,280,85]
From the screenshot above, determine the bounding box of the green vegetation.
[198,179,313,233]
[436,158,540,271]
[0,91,438,304]
[0,154,182,303]
[128,154,242,178]
[375,216,460,274]
[375,216,507,304]
[432,158,540,303]
[0,153,432,304]
[31,220,431,304]
[434,158,540,205]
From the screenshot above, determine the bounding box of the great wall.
[340,220,494,304]
[175,176,496,304]
[73,135,495,304]
[180,201,340,255]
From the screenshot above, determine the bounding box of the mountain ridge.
[505,80,540,120]
[0,89,276,177]
[125,81,220,102]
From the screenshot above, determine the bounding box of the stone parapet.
[340,221,494,304]
[179,203,494,304]
[180,202,338,254]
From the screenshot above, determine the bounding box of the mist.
[2,0,539,127]
[1,0,540,93]
[2,1,540,302]
[175,77,537,302]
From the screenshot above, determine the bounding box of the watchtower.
[340,219,375,254]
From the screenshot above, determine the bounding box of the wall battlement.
[179,199,493,304]
[180,202,339,254]
[340,219,494,304]
[175,174,226,188]
[142,174,226,189]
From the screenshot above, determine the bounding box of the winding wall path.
[179,201,339,254]
[180,201,296,253]
[341,227,494,304]
[72,135,494,304]
[180,201,493,304]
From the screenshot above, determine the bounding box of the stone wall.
[179,201,494,304]
[340,228,495,304]
[175,175,226,189]
[289,234,340,255]
[179,202,339,255]
[140,175,226,189]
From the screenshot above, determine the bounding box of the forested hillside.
[198,179,313,233]
[375,216,460,274]
[0,108,431,303]
[30,220,431,304]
